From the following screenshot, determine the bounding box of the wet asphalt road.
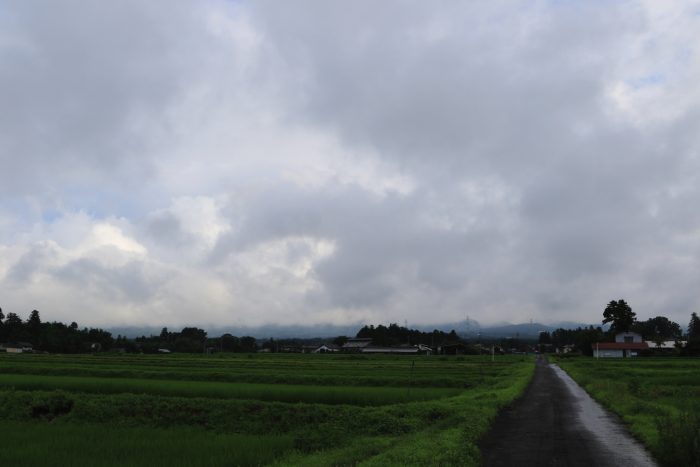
[479,356,657,467]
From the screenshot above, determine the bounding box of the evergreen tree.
[602,299,636,334]
[633,316,682,343]
[685,312,700,356]
[689,312,700,340]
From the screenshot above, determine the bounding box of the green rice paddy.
[0,352,534,466]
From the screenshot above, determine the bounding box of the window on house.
[624,336,633,343]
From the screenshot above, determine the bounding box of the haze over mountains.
[109,320,599,340]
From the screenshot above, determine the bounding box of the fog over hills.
[108,320,600,340]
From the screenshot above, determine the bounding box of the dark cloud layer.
[1,1,699,328]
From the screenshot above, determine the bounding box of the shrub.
[30,392,74,420]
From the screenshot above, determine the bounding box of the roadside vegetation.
[554,357,700,467]
[0,352,534,466]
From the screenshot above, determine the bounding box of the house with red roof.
[592,332,648,358]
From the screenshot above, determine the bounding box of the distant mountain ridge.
[108,320,601,339]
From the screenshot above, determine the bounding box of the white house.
[2,342,33,354]
[593,332,647,358]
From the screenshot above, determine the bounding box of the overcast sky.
[1,1,699,330]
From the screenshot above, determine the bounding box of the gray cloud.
[54,257,157,304]
[6,242,59,285]
[0,1,209,205]
[1,1,700,328]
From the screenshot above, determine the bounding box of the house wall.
[615,332,642,343]
[594,349,624,358]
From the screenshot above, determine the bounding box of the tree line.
[354,323,462,347]
[0,309,465,355]
[127,327,258,354]
[0,308,113,353]
[4,301,700,355]
[0,308,259,354]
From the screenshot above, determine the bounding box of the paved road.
[479,357,657,467]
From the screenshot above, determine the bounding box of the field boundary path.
[479,356,657,467]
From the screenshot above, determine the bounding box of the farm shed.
[361,346,420,355]
[313,344,339,353]
[439,343,470,355]
[648,340,685,355]
[341,338,372,352]
[650,340,685,349]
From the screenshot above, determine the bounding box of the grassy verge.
[554,356,700,466]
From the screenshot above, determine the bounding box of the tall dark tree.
[633,316,682,344]
[27,309,41,329]
[684,312,700,356]
[220,333,240,352]
[575,326,605,356]
[25,309,42,345]
[0,307,4,323]
[602,299,636,334]
[688,312,700,340]
[4,312,24,341]
[239,336,257,353]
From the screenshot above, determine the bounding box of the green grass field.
[0,420,294,467]
[0,373,461,405]
[555,357,700,467]
[0,352,534,466]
